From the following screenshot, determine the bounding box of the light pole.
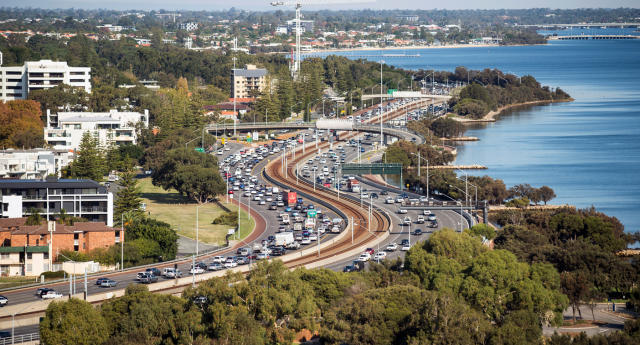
[446,185,467,232]
[411,152,429,198]
[380,60,384,148]
[455,168,469,206]
[195,204,204,257]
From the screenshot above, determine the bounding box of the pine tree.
[114,169,143,225]
[72,132,106,181]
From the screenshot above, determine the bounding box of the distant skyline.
[2,0,640,11]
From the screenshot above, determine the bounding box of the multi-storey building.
[44,109,149,151]
[0,218,123,276]
[286,19,314,34]
[0,60,91,102]
[0,177,113,227]
[0,149,73,180]
[231,64,268,99]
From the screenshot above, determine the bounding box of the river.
[312,29,640,233]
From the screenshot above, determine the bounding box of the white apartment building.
[0,60,91,102]
[179,22,198,31]
[44,109,149,151]
[0,149,73,180]
[231,64,268,99]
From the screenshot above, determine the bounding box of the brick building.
[0,218,123,276]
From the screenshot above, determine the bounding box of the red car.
[228,190,234,194]
[364,248,375,255]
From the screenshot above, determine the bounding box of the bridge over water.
[548,34,639,40]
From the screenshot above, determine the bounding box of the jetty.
[547,35,639,40]
[441,136,479,141]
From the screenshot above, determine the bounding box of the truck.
[274,232,295,246]
[348,179,360,193]
[305,217,316,230]
[281,213,290,225]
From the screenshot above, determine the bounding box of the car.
[224,259,238,268]
[95,277,110,285]
[212,256,225,263]
[301,237,311,245]
[423,209,432,216]
[429,220,438,228]
[380,190,389,195]
[146,267,162,277]
[99,278,118,288]
[41,290,64,299]
[413,229,423,236]
[0,295,7,307]
[400,239,410,246]
[401,244,411,251]
[343,265,357,272]
[139,273,159,284]
[357,253,371,262]
[193,296,208,305]
[403,217,412,225]
[256,252,270,260]
[36,287,54,297]
[164,268,183,278]
[397,209,407,214]
[373,252,387,261]
[396,196,405,203]
[386,243,398,251]
[364,248,375,255]
[419,196,429,202]
[427,214,437,221]
[385,197,395,204]
[208,262,224,271]
[236,256,250,265]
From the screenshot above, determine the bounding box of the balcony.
[81,206,107,213]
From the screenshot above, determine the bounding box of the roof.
[204,103,250,111]
[0,178,102,189]
[232,68,267,78]
[58,116,120,123]
[0,218,116,235]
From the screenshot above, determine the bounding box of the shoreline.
[306,43,545,54]
[453,98,574,124]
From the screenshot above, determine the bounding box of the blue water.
[313,32,640,233]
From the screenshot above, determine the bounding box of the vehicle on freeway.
[139,273,159,284]
[271,247,286,256]
[429,220,438,228]
[236,256,250,265]
[413,229,423,236]
[400,239,410,246]
[427,214,437,221]
[208,262,224,271]
[286,241,300,250]
[416,215,425,224]
[301,237,311,245]
[401,243,411,251]
[193,296,208,305]
[41,290,64,299]
[373,252,387,261]
[212,256,225,263]
[162,267,182,279]
[256,252,270,260]
[380,190,389,195]
[419,196,429,202]
[423,209,432,216]
[95,277,110,285]
[146,267,162,277]
[396,196,404,203]
[385,197,395,204]
[364,248,375,255]
[309,233,318,241]
[224,258,238,268]
[357,253,371,262]
[99,279,118,288]
[403,217,412,225]
[36,287,54,297]
[0,295,7,307]
[343,265,357,273]
[397,209,407,214]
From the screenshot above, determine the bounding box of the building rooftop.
[0,218,116,235]
[0,178,102,189]
[233,68,268,78]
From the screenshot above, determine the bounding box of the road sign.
[195,147,205,153]
[387,89,398,95]
[221,138,225,145]
[307,209,317,218]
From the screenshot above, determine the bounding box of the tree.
[25,208,43,225]
[40,298,108,345]
[114,169,143,224]
[467,223,496,240]
[125,217,178,261]
[539,185,556,205]
[0,100,45,149]
[561,271,590,323]
[71,131,107,181]
[152,148,225,204]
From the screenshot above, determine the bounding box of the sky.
[2,0,639,11]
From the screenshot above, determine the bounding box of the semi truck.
[348,179,360,193]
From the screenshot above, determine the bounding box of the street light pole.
[380,60,384,148]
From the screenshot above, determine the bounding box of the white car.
[224,146,230,151]
[41,291,64,299]
[401,244,411,251]
[309,234,318,241]
[386,243,398,251]
[373,252,387,261]
[357,253,371,262]
[403,217,412,225]
[419,196,429,202]
[224,260,238,268]
[212,256,225,263]
[385,197,395,204]
[216,150,223,155]
[396,197,404,203]
[189,267,205,275]
[301,237,311,245]
[427,214,437,221]
[397,209,407,214]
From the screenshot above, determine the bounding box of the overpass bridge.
[517,23,640,29]
[547,34,639,40]
[206,120,423,144]
[361,92,451,101]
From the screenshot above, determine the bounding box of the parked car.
[41,290,64,299]
[99,279,118,288]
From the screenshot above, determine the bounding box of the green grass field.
[138,178,254,245]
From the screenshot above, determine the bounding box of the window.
[44,252,49,260]
[70,79,85,83]
[74,124,81,129]
[7,78,22,82]
[27,252,32,259]
[74,233,79,240]
[7,85,22,90]
[70,71,85,76]
[0,253,10,260]
[6,71,22,75]
[49,73,63,78]
[74,245,79,251]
